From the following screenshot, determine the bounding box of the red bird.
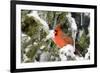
[52,24,74,48]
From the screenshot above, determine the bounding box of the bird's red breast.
[52,24,73,48]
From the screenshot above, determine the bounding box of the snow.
[23,54,30,62]
[25,44,32,53]
[22,33,31,42]
[75,56,84,60]
[66,13,77,31]
[27,11,49,32]
[33,42,38,45]
[40,51,50,62]
[59,44,87,61]
[66,13,77,48]
[40,45,45,49]
[45,30,55,40]
[59,44,75,61]
[85,48,90,60]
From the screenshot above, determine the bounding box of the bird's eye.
[55,30,57,36]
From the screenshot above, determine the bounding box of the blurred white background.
[0,0,99,73]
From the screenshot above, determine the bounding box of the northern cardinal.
[45,23,76,61]
[52,24,74,48]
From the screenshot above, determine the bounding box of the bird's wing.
[61,34,74,45]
